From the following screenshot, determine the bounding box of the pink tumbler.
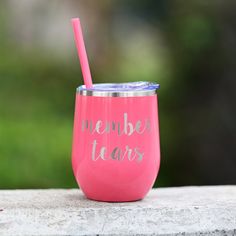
[72,82,160,202]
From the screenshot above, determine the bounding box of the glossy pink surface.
[72,94,160,202]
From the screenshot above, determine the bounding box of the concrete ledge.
[0,186,235,235]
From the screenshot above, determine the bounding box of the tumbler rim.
[77,82,159,97]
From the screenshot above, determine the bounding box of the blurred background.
[0,0,235,189]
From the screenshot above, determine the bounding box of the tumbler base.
[85,195,143,203]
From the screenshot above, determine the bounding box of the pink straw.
[71,18,93,88]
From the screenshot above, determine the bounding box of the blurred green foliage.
[0,48,79,188]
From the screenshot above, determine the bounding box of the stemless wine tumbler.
[72,82,160,202]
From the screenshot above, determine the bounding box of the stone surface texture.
[0,186,235,236]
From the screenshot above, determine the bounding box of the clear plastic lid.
[77,81,159,97]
